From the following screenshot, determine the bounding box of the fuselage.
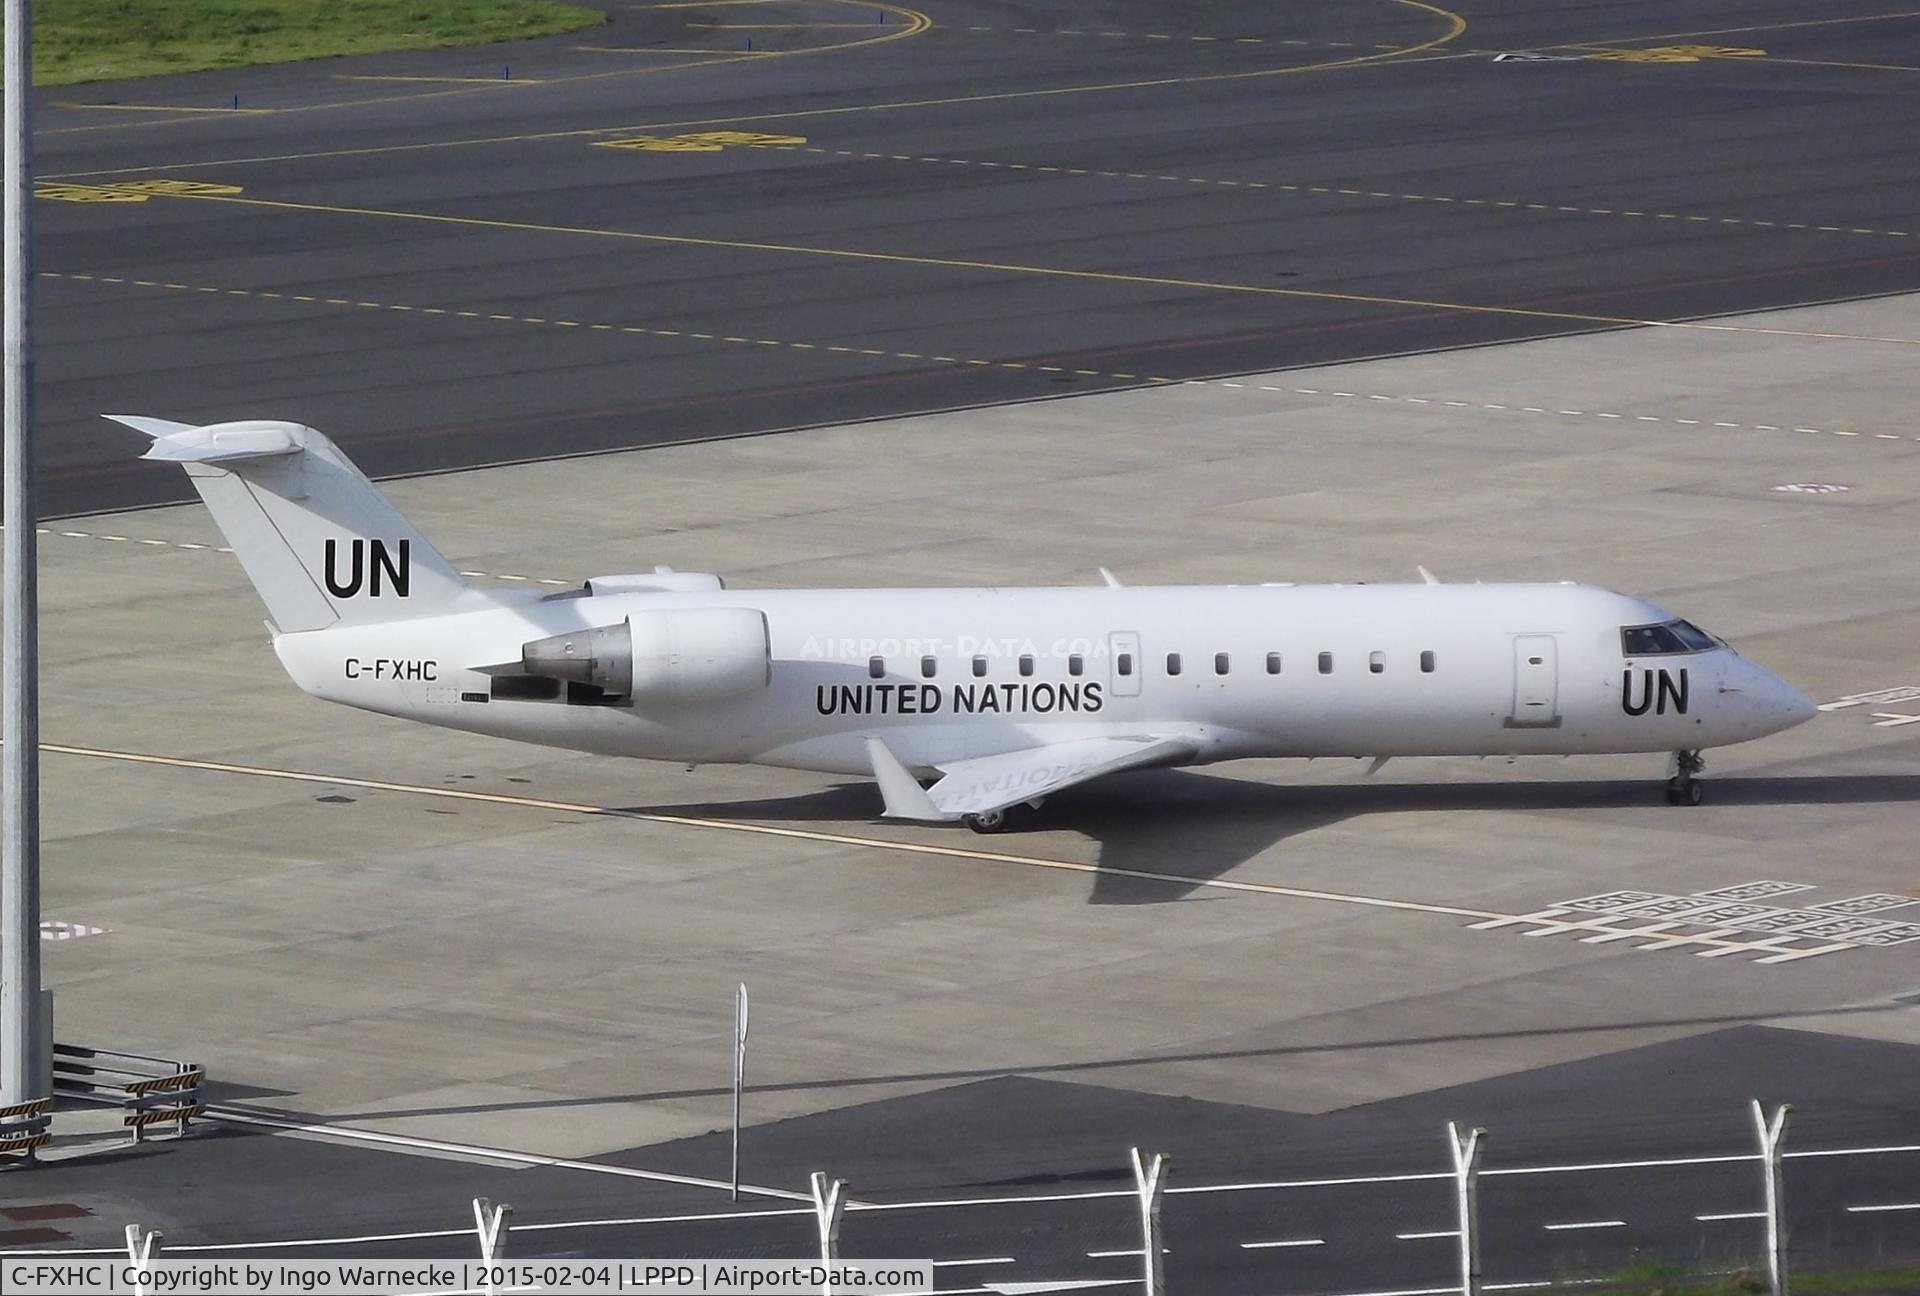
[271,581,1815,776]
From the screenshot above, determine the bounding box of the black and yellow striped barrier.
[0,1097,52,1160]
[125,1104,206,1130]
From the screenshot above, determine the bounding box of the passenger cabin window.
[1621,620,1718,656]
[1018,654,1035,677]
[1068,653,1085,677]
[1167,652,1183,676]
[1214,652,1231,676]
[1369,651,1385,675]
[868,656,885,679]
[1420,650,1436,674]
[1266,652,1282,675]
[1117,653,1134,677]
[972,655,988,678]
[1318,652,1333,675]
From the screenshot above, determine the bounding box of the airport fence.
[14,1098,1920,1296]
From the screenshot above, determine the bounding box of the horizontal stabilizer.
[107,415,302,463]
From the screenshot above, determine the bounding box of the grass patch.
[1552,1262,1920,1296]
[32,0,606,86]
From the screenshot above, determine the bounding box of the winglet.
[1098,567,1123,588]
[865,738,951,821]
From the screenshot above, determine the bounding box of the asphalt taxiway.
[27,0,1920,514]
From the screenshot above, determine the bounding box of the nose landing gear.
[1665,749,1706,806]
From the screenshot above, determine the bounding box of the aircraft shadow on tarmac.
[629,768,1920,905]
[305,1006,1905,1126]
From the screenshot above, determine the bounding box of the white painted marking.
[1542,1219,1625,1231]
[1240,1238,1325,1248]
[210,1108,812,1200]
[1821,686,1920,711]
[1756,943,1851,964]
[1870,712,1920,728]
[1471,908,1565,931]
[987,1283,1132,1296]
[1580,922,1677,944]
[1396,1229,1460,1240]
[1084,1248,1167,1258]
[39,920,110,940]
[1638,928,1737,952]
[1847,1201,1920,1213]
[934,1258,1018,1268]
[1696,1211,1766,1221]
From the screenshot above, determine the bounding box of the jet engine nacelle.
[521,608,770,703]
[583,571,726,595]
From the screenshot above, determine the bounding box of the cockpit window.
[1622,619,1719,656]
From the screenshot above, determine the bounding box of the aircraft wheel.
[964,809,1009,834]
[1665,777,1705,807]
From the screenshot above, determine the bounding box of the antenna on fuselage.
[1098,567,1123,588]
[1417,566,1441,585]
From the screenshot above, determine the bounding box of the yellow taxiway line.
[128,185,1920,348]
[37,0,1448,164]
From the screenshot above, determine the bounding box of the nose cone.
[1780,679,1818,729]
[1723,655,1817,738]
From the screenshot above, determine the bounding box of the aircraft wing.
[866,734,1195,822]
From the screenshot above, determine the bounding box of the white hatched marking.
[1580,921,1679,945]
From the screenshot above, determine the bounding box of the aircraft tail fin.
[109,415,476,634]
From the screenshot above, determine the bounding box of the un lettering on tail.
[324,538,411,599]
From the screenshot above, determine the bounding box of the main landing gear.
[963,799,1046,834]
[1665,749,1706,806]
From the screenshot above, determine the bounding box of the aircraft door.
[1508,634,1560,727]
[1109,631,1142,698]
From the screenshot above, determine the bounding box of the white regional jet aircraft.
[117,416,1817,831]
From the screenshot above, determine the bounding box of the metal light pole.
[731,982,748,1201]
[0,0,43,1111]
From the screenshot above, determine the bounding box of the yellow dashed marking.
[42,269,1915,451]
[737,142,1913,239]
[946,26,1410,50]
